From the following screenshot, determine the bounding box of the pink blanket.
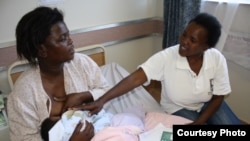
[91,112,192,141]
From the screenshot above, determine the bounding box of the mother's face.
[179,22,209,57]
[39,21,75,64]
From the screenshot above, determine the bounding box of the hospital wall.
[0,0,249,124]
[208,2,250,123]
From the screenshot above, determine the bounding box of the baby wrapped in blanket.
[41,106,146,141]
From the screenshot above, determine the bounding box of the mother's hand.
[69,121,94,141]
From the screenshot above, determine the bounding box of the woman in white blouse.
[79,13,242,125]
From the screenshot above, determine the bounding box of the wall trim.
[70,17,162,34]
[103,34,162,47]
[0,17,163,49]
[0,17,163,67]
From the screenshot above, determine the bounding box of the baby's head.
[40,117,60,141]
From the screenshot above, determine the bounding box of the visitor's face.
[42,21,75,64]
[179,22,209,57]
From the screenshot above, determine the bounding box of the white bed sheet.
[100,62,165,114]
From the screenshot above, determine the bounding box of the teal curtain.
[163,0,201,48]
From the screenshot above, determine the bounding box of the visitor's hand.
[69,121,94,141]
[71,99,104,116]
[63,92,93,112]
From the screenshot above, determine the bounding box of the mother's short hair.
[15,6,64,66]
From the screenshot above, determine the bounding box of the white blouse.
[140,44,231,114]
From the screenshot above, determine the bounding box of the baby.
[41,106,146,141]
[41,109,113,141]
